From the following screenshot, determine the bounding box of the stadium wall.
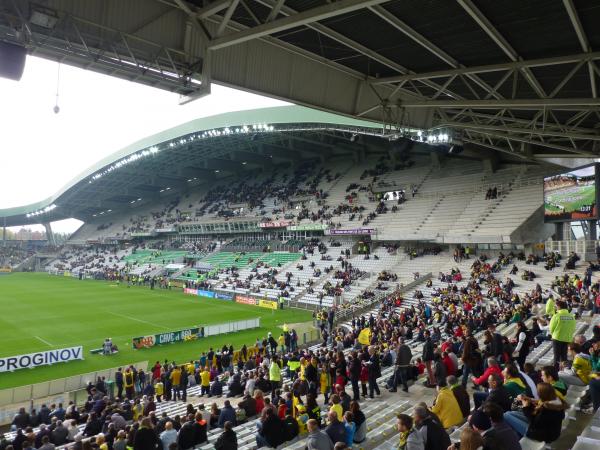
[511,206,555,244]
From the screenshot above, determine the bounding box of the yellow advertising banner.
[258,299,278,310]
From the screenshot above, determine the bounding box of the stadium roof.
[2,0,600,160]
[0,105,393,226]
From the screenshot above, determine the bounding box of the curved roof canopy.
[1,0,600,161]
[0,105,395,226]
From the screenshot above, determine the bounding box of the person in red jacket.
[442,352,456,376]
[471,357,502,387]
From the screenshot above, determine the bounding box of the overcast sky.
[0,56,287,233]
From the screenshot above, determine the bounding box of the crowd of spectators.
[11,243,600,450]
[0,245,33,268]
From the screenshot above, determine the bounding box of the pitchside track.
[0,273,311,389]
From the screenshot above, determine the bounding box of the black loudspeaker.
[0,42,27,81]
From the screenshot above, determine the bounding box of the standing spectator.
[422,331,435,387]
[549,300,576,368]
[513,322,531,368]
[461,329,481,387]
[124,368,135,400]
[115,368,124,399]
[11,408,30,430]
[348,352,361,400]
[391,339,413,393]
[200,367,210,396]
[170,366,181,401]
[367,346,381,399]
[269,356,281,391]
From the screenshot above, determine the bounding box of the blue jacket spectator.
[217,401,236,428]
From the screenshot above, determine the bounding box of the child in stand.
[360,364,369,398]
[335,368,346,388]
[278,398,287,419]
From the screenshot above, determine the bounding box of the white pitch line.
[105,311,169,330]
[35,335,53,347]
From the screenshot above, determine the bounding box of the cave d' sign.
[0,346,84,372]
[132,327,202,349]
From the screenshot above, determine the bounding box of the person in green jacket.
[549,300,576,367]
[545,296,556,317]
[270,355,282,390]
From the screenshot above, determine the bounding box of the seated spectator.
[256,408,284,448]
[306,418,333,450]
[283,413,299,441]
[134,417,161,450]
[430,380,463,429]
[210,377,224,397]
[450,426,483,450]
[350,401,366,444]
[324,411,346,445]
[412,406,450,449]
[471,357,502,388]
[447,375,470,419]
[226,373,243,397]
[503,383,567,442]
[587,341,600,412]
[502,364,528,400]
[558,342,591,387]
[217,401,236,428]
[239,394,257,418]
[396,413,424,450]
[475,373,512,412]
[482,402,521,450]
[159,422,177,450]
[214,421,237,450]
[540,365,567,401]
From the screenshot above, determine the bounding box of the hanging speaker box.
[0,42,27,81]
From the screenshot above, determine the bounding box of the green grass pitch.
[0,273,312,390]
[545,183,595,214]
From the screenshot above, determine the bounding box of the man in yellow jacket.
[200,367,211,396]
[430,380,463,429]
